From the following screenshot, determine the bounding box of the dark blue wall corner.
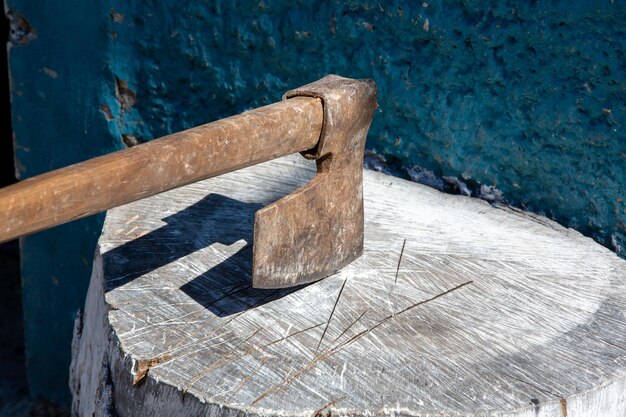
[6,0,120,405]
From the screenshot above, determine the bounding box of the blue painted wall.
[107,0,625,252]
[7,0,625,406]
[6,0,120,405]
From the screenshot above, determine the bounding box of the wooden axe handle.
[0,97,323,243]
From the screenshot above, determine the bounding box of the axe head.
[252,75,377,288]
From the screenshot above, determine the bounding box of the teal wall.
[6,0,625,406]
[6,0,120,405]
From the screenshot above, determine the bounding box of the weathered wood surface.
[70,154,626,417]
[0,97,321,243]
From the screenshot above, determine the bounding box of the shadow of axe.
[0,75,377,289]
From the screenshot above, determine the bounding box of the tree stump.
[70,155,626,417]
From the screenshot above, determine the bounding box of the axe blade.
[252,75,377,289]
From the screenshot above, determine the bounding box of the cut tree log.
[70,154,626,417]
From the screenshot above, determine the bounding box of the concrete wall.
[6,0,625,405]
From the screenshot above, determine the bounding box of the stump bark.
[70,155,626,417]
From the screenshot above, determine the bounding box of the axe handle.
[0,97,323,244]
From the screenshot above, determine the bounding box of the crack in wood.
[185,328,262,389]
[142,288,286,378]
[187,322,327,395]
[252,280,473,406]
[225,358,269,401]
[560,398,568,417]
[331,310,367,344]
[317,278,348,351]
[159,311,246,359]
[312,395,347,417]
[502,372,564,400]
[495,206,563,233]
[252,322,325,354]
[395,239,407,284]
[71,153,626,416]
[201,283,252,310]
[598,337,626,352]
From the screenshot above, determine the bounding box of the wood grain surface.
[0,97,321,244]
[71,155,626,417]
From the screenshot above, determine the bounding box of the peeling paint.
[121,134,141,147]
[114,76,136,111]
[6,10,37,45]
[99,104,114,121]
[110,9,124,24]
[42,67,58,78]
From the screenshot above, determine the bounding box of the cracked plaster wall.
[106,0,625,254]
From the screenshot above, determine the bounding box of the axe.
[0,75,377,289]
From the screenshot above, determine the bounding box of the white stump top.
[92,155,626,416]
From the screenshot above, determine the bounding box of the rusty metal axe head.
[252,75,377,288]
